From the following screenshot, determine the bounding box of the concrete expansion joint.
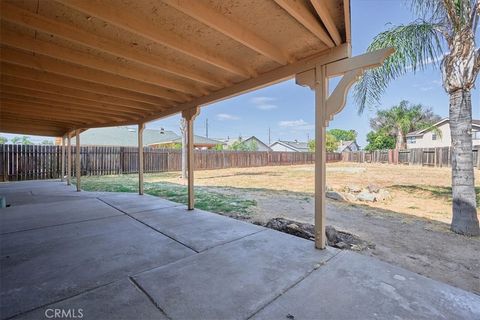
[128,277,173,320]
[96,197,200,253]
[247,249,343,320]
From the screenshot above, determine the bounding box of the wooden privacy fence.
[342,146,480,168]
[0,144,342,181]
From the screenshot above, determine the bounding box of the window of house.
[432,133,437,140]
[407,137,416,144]
[473,131,480,139]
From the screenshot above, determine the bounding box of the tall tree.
[364,131,396,151]
[370,100,441,149]
[11,136,32,145]
[354,0,480,235]
[308,133,339,152]
[328,129,357,142]
[0,136,7,144]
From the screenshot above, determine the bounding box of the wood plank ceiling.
[0,0,350,137]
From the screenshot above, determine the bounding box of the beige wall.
[407,122,480,149]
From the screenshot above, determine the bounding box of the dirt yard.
[147,162,480,224]
[79,163,480,294]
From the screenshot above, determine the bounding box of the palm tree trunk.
[449,89,479,236]
[395,130,404,149]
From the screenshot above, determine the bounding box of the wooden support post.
[314,65,328,249]
[138,123,145,195]
[60,135,66,181]
[67,133,72,185]
[182,107,200,210]
[75,129,81,191]
[295,49,394,249]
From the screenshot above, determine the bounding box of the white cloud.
[279,119,308,127]
[278,119,314,130]
[251,96,278,110]
[216,113,240,121]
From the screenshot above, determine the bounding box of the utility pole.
[268,127,271,145]
[205,118,209,138]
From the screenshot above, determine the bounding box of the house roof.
[406,118,480,137]
[336,140,357,153]
[0,0,350,137]
[272,140,309,152]
[171,135,223,146]
[225,136,270,149]
[72,126,219,147]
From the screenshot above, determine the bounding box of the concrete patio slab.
[133,206,264,251]
[99,193,181,214]
[133,229,339,320]
[0,214,194,319]
[251,251,480,320]
[1,181,479,320]
[14,279,168,320]
[0,198,122,234]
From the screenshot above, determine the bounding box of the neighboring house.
[224,136,271,151]
[406,118,480,149]
[62,126,222,149]
[337,140,360,153]
[270,140,309,152]
[168,135,224,150]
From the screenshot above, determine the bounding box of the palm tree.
[354,0,480,236]
[370,100,441,149]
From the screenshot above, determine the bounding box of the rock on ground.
[264,218,374,251]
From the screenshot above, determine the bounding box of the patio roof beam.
[141,44,350,123]
[0,63,169,107]
[0,2,226,87]
[310,0,342,46]
[162,0,290,64]
[273,0,335,47]
[0,30,207,96]
[0,47,188,102]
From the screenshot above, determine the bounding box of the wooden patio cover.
[0,0,351,137]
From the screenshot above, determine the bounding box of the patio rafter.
[274,0,335,47]
[0,2,226,87]
[53,0,250,79]
[0,75,163,112]
[0,63,169,106]
[162,0,290,65]
[310,0,342,46]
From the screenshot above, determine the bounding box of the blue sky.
[3,0,479,146]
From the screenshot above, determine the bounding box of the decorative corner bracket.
[295,47,394,126]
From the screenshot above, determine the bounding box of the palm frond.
[353,22,444,113]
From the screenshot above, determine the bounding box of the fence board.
[342,146,480,169]
[0,145,341,181]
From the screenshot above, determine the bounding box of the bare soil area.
[151,163,480,224]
